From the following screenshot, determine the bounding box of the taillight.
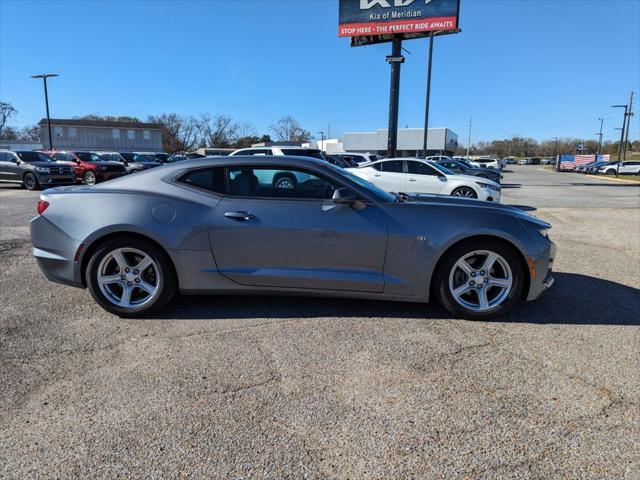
[37,200,49,215]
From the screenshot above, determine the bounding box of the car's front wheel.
[86,237,177,317]
[23,172,39,191]
[451,186,477,198]
[84,170,97,185]
[435,240,525,319]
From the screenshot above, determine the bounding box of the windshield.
[429,162,455,175]
[76,152,103,162]
[324,162,396,203]
[16,151,52,162]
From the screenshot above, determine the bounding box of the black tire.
[130,169,140,174]
[477,174,488,179]
[434,239,526,320]
[605,169,615,175]
[273,174,297,190]
[84,170,97,185]
[86,236,177,317]
[451,186,478,199]
[23,172,39,191]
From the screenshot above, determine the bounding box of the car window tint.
[280,149,325,160]
[381,161,404,173]
[227,166,337,200]
[371,162,382,171]
[179,167,226,193]
[53,153,67,161]
[407,161,438,176]
[0,152,7,161]
[239,149,270,156]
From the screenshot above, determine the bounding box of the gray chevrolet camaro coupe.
[30,156,556,319]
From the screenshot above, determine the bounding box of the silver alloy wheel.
[448,250,513,312]
[97,247,162,309]
[84,171,97,185]
[23,173,37,190]
[275,177,295,189]
[452,187,477,198]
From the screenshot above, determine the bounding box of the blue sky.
[1,0,638,143]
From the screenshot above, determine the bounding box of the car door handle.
[224,211,255,221]
[408,177,417,181]
[373,173,381,177]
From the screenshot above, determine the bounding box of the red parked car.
[42,150,127,185]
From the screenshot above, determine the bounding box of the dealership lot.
[1,166,639,478]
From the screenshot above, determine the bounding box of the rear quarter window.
[179,167,226,194]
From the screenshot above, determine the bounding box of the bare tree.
[269,115,311,143]
[200,114,239,148]
[148,113,201,153]
[19,125,40,141]
[0,101,18,136]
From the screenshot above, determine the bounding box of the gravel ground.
[1,167,639,479]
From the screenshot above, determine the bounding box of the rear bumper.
[30,215,84,288]
[526,239,556,301]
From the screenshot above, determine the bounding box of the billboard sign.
[339,0,460,44]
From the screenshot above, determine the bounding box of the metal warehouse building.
[341,127,458,157]
[38,118,164,152]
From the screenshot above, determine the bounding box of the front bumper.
[95,171,127,181]
[30,215,84,288]
[526,239,556,301]
[479,188,501,203]
[37,174,76,186]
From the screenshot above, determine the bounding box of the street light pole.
[623,92,634,161]
[612,104,628,177]
[552,137,559,171]
[595,117,604,161]
[422,33,434,158]
[31,73,59,150]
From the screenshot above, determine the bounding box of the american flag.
[559,155,610,170]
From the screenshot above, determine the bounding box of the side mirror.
[332,187,365,210]
[438,175,447,182]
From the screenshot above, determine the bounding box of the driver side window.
[227,166,338,200]
[407,161,438,176]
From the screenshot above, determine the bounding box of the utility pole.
[466,116,472,158]
[552,137,559,171]
[317,131,325,152]
[386,36,403,158]
[613,103,628,176]
[595,117,604,160]
[421,33,434,158]
[623,91,634,161]
[31,73,59,150]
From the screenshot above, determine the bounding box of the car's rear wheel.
[23,172,39,191]
[86,237,177,317]
[605,169,615,175]
[435,240,525,319]
[84,170,97,185]
[451,186,477,198]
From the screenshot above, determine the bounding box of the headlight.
[35,167,50,173]
[476,181,498,191]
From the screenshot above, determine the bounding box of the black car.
[324,154,358,168]
[118,152,162,173]
[0,149,76,190]
[436,158,502,183]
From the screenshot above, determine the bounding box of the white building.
[308,127,458,156]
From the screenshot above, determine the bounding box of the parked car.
[528,157,542,165]
[502,157,517,165]
[584,160,612,174]
[599,161,640,175]
[230,146,326,160]
[518,158,530,165]
[118,152,162,173]
[347,158,501,202]
[331,152,379,165]
[129,152,177,164]
[186,153,206,159]
[430,157,502,184]
[31,155,555,319]
[469,157,502,170]
[0,149,75,190]
[541,157,556,165]
[324,154,358,168]
[43,150,127,185]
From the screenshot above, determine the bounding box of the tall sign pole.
[386,37,403,158]
[466,116,472,158]
[422,33,435,157]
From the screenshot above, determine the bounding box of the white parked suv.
[331,152,379,165]
[598,161,640,175]
[469,157,502,170]
[229,146,326,189]
[347,158,501,202]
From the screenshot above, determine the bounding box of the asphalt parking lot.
[1,165,639,478]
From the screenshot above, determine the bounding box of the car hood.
[447,173,500,187]
[404,193,551,229]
